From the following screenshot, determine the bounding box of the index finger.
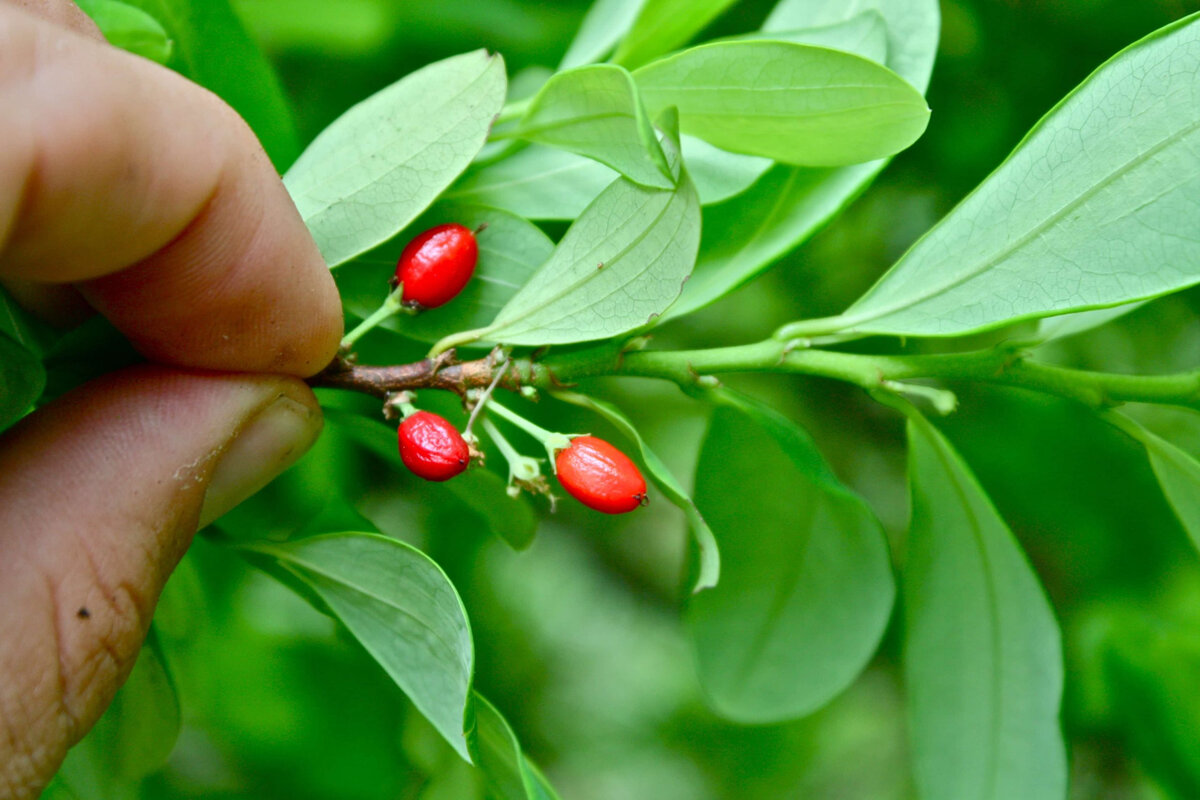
[0,4,341,376]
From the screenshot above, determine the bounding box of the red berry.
[394,223,478,309]
[398,411,470,481]
[555,436,647,514]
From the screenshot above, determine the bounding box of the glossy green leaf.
[558,0,647,69]
[450,128,700,348]
[739,11,888,63]
[339,204,554,346]
[680,134,772,206]
[120,0,298,169]
[0,333,44,432]
[827,13,1200,338]
[665,0,938,319]
[667,163,873,319]
[323,408,538,550]
[449,144,617,220]
[1034,300,1147,343]
[611,0,738,70]
[449,134,764,220]
[242,533,475,761]
[1112,412,1200,555]
[552,391,720,592]
[904,411,1066,800]
[686,392,894,722]
[511,64,673,188]
[285,51,507,268]
[633,41,929,166]
[471,693,564,800]
[76,0,173,63]
[764,0,936,89]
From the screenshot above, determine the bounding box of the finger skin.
[0,367,322,798]
[0,4,342,375]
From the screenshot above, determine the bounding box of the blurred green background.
[116,1,1200,798]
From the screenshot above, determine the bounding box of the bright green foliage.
[611,0,737,69]
[471,694,560,800]
[118,0,299,169]
[666,0,939,319]
[687,393,894,722]
[739,11,888,63]
[446,125,700,348]
[240,534,476,760]
[285,51,506,268]
[511,64,673,188]
[558,0,645,68]
[832,12,1200,337]
[904,411,1066,800]
[634,41,930,166]
[76,0,174,63]
[1114,412,1200,555]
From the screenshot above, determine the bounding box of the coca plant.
[16,0,1200,798]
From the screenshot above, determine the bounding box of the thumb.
[0,367,323,798]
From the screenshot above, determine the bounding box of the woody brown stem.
[308,351,525,398]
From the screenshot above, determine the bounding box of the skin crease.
[0,1,343,795]
[555,436,647,514]
[398,411,470,481]
[396,223,478,308]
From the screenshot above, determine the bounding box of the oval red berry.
[398,411,470,482]
[395,223,478,309]
[555,436,647,514]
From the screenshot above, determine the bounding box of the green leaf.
[904,410,1066,800]
[448,134,764,220]
[1111,412,1200,556]
[120,0,299,170]
[667,163,874,320]
[764,0,937,89]
[75,0,173,63]
[323,408,538,550]
[559,0,647,69]
[741,11,889,63]
[511,64,673,188]
[285,51,507,269]
[552,391,720,592]
[633,40,929,166]
[448,144,617,221]
[1034,301,1147,343]
[242,533,475,761]
[663,0,938,319]
[611,0,738,70]
[0,333,45,432]
[470,693,560,800]
[339,204,554,347]
[686,392,894,722]
[447,127,701,348]
[680,134,772,206]
[827,12,1200,338]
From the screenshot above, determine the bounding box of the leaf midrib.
[847,106,1200,329]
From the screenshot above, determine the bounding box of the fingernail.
[198,392,323,528]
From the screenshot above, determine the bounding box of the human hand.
[0,2,342,796]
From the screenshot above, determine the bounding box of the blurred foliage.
[64,0,1200,798]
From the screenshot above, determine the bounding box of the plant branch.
[309,338,1200,412]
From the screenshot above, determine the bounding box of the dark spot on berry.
[76,607,90,620]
